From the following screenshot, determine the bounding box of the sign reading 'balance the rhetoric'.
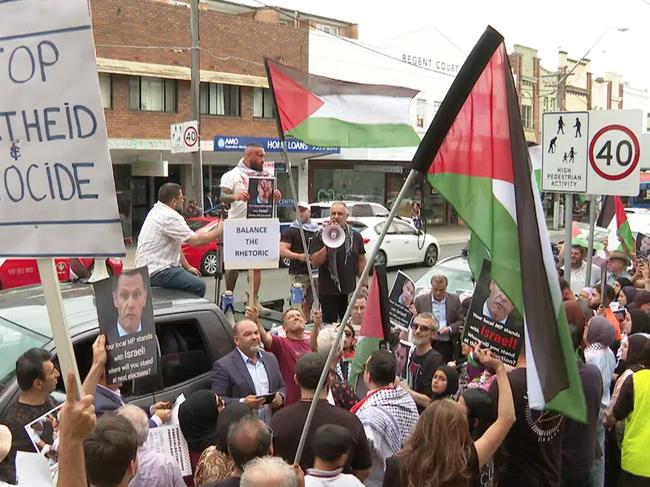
[0,0,125,257]
[223,219,280,270]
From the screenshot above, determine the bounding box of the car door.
[375,221,399,266]
[392,220,420,264]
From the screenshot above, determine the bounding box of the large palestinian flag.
[348,265,390,390]
[411,27,585,420]
[264,59,420,148]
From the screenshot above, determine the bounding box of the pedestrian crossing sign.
[542,111,589,193]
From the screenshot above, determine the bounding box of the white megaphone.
[88,258,111,283]
[322,223,345,249]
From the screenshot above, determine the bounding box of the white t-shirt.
[135,202,194,275]
[305,469,364,486]
[220,159,270,219]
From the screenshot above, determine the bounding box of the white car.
[413,254,474,297]
[620,207,650,235]
[309,201,396,226]
[348,217,439,268]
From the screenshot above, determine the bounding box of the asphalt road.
[202,241,467,307]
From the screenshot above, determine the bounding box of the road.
[202,241,467,307]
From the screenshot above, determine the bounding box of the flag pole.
[293,168,418,465]
[263,58,318,310]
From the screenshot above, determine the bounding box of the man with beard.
[220,144,281,315]
[400,313,443,413]
[561,245,599,296]
[135,183,222,297]
[211,319,286,424]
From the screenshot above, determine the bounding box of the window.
[0,317,49,393]
[521,104,532,129]
[253,88,275,118]
[315,23,339,35]
[393,220,417,235]
[156,319,211,389]
[99,73,112,109]
[200,83,240,116]
[416,99,426,128]
[129,76,176,112]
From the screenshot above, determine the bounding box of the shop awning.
[96,58,269,88]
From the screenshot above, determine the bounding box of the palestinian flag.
[348,265,390,390]
[264,59,420,148]
[614,196,635,255]
[597,196,615,228]
[411,27,585,420]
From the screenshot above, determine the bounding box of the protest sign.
[462,260,523,366]
[223,218,280,270]
[247,176,276,218]
[93,267,158,384]
[388,271,416,328]
[393,339,413,380]
[15,452,51,487]
[0,0,125,257]
[144,425,192,477]
[636,232,650,261]
[24,403,64,480]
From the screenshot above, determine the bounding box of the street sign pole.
[190,0,204,208]
[585,194,597,285]
[563,193,573,284]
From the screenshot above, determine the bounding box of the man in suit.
[211,319,286,424]
[414,274,463,363]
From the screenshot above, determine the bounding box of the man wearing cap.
[280,201,319,317]
[606,251,633,286]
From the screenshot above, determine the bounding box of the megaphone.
[88,258,111,283]
[322,223,345,249]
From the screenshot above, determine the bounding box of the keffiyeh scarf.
[327,225,355,293]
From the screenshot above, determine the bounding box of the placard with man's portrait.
[388,271,416,329]
[247,176,276,218]
[462,259,523,366]
[93,267,158,384]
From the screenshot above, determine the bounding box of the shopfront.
[308,159,453,225]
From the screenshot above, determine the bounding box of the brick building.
[91,0,355,238]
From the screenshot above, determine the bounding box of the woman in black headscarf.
[178,390,225,474]
[430,365,460,401]
[194,402,252,486]
[629,309,650,335]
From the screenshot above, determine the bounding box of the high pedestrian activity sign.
[542,109,643,196]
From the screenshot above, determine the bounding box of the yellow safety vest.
[622,369,650,477]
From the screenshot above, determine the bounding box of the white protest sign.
[541,111,589,193]
[586,109,642,196]
[170,120,199,154]
[223,218,280,269]
[0,0,125,257]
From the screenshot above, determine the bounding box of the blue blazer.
[211,348,286,405]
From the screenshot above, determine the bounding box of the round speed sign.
[588,124,640,181]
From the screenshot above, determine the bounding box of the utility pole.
[190,0,204,208]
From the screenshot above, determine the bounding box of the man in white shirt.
[220,144,281,314]
[135,183,222,297]
[112,271,148,337]
[562,245,600,295]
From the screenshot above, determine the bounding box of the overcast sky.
[245,0,650,91]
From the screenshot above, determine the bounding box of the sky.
[242,0,650,92]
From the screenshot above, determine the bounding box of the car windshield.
[309,206,330,219]
[0,316,49,393]
[187,220,208,231]
[415,257,475,295]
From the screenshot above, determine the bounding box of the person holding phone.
[211,318,286,424]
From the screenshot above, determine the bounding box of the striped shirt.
[135,202,194,276]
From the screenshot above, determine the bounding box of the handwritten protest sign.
[223,218,280,270]
[0,0,124,257]
[388,271,415,329]
[462,260,523,366]
[93,267,158,384]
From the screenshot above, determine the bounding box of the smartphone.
[613,308,626,320]
[256,393,276,404]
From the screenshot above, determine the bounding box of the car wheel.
[424,244,438,267]
[201,251,219,276]
[375,250,388,267]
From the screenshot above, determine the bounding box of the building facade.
[91,0,355,238]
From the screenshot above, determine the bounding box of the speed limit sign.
[170,120,199,153]
[586,110,642,196]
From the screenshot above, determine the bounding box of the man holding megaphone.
[310,202,367,323]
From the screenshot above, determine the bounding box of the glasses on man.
[411,322,433,332]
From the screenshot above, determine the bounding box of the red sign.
[588,124,640,181]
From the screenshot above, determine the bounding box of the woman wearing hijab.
[194,402,252,486]
[583,316,617,486]
[618,286,637,308]
[430,365,459,401]
[178,390,225,484]
[613,277,634,296]
[629,309,650,335]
